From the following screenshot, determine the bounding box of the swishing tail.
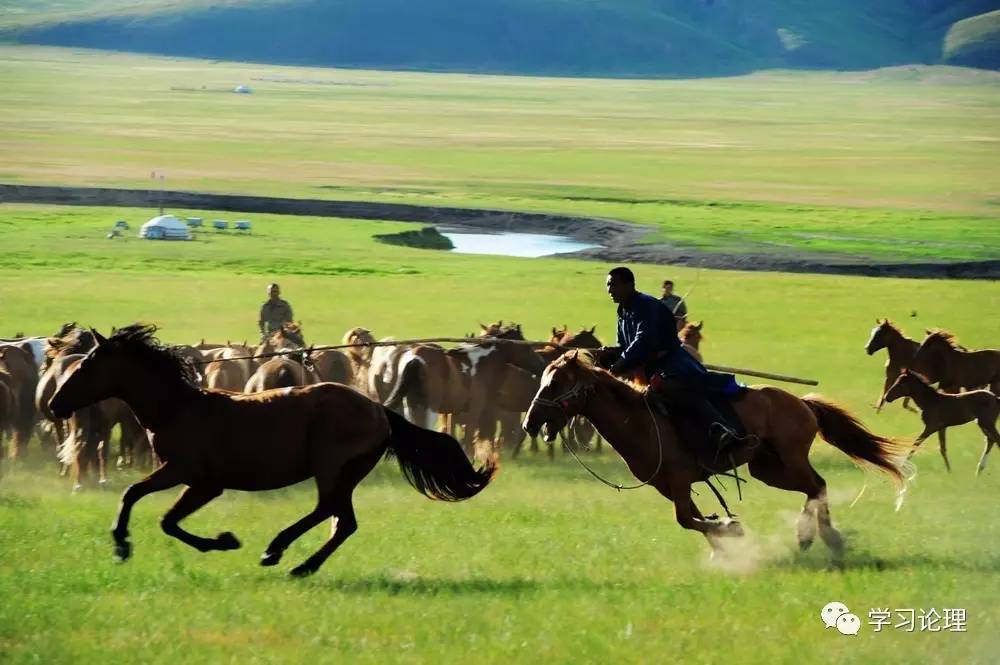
[803,394,913,493]
[383,408,497,501]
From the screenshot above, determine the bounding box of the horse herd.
[0,316,995,574]
[865,319,1000,474]
[0,320,692,487]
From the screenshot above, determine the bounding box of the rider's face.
[607,275,630,304]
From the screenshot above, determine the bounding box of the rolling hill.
[3,0,1000,77]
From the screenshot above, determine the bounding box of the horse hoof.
[260,551,282,567]
[289,564,316,578]
[114,541,132,562]
[215,532,241,551]
[723,520,745,537]
[798,537,814,552]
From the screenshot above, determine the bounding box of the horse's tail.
[384,356,424,412]
[382,408,497,501]
[803,394,912,492]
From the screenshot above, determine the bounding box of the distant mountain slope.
[944,9,1000,67]
[6,0,1000,77]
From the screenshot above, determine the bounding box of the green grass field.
[1,203,998,664]
[0,46,998,261]
[1,44,998,664]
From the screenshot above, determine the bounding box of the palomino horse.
[49,325,496,576]
[679,321,704,364]
[386,324,546,453]
[865,319,921,412]
[913,329,1000,394]
[523,352,910,562]
[886,369,1000,475]
[343,327,376,394]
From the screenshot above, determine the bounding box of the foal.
[886,369,1000,474]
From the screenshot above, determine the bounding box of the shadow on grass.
[769,548,1000,574]
[304,573,633,596]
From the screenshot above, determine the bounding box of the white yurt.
[139,215,192,240]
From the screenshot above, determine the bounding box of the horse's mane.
[46,323,96,362]
[924,328,965,351]
[899,368,933,386]
[554,351,645,404]
[108,324,200,388]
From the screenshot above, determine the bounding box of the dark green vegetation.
[5,0,1000,77]
[374,226,454,251]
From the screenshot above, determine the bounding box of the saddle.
[704,371,749,438]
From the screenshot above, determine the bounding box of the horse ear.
[91,328,108,346]
[695,320,703,330]
[480,323,488,331]
[588,325,596,334]
[570,349,579,361]
[552,327,559,336]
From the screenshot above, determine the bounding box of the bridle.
[528,377,664,492]
[529,381,594,412]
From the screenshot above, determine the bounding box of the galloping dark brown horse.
[886,369,1000,474]
[523,352,910,562]
[913,329,1000,394]
[49,325,496,576]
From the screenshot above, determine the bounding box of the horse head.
[523,350,596,442]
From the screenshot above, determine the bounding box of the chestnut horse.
[49,325,496,576]
[865,319,921,412]
[885,369,1000,474]
[524,352,910,562]
[913,329,1000,394]
[679,321,704,364]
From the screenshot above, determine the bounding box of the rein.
[531,381,664,492]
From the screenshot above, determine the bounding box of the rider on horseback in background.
[601,266,751,468]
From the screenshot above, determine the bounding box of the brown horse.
[385,325,545,454]
[204,356,248,392]
[523,352,910,561]
[0,344,37,465]
[885,369,1000,474]
[247,326,321,392]
[49,325,496,576]
[679,321,704,364]
[865,319,921,412]
[913,329,1000,394]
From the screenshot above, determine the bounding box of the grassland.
[0,44,998,664]
[1,203,998,664]
[0,46,998,262]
